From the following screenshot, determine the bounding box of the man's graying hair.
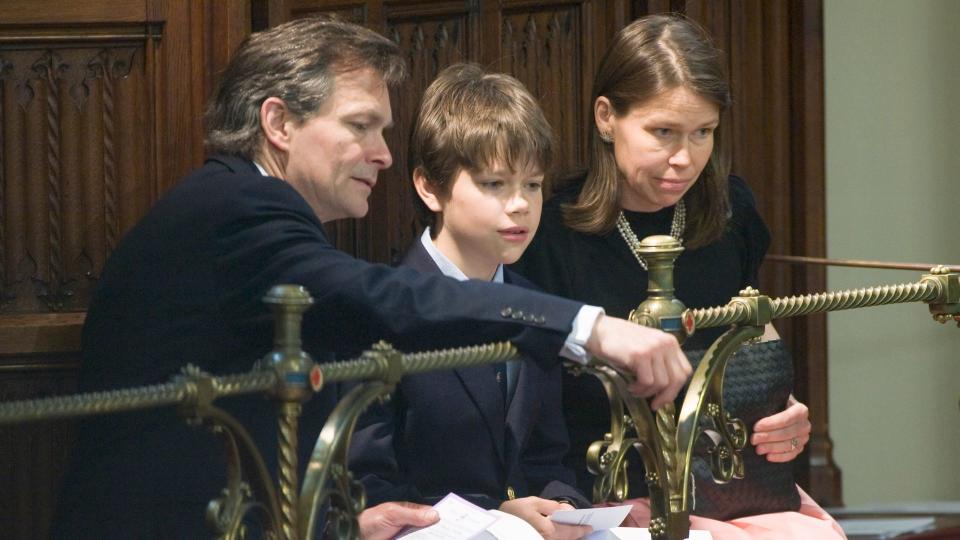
[204,17,407,159]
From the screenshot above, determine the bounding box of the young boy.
[349,64,591,538]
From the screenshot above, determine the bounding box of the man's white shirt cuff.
[561,305,604,364]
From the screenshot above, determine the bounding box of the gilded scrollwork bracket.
[299,341,404,540]
[167,360,280,539]
[584,235,958,540]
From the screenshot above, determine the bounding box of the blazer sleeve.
[210,177,585,361]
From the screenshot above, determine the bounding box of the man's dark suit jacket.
[349,240,590,511]
[52,156,584,538]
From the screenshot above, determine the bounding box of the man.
[54,18,689,539]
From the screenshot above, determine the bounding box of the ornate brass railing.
[1,241,957,539]
[583,235,959,540]
[0,285,521,540]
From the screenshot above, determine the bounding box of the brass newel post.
[582,235,695,540]
[261,285,315,540]
[629,235,690,344]
[633,235,689,540]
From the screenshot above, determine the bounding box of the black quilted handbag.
[684,339,801,520]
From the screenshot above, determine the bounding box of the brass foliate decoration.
[582,235,958,540]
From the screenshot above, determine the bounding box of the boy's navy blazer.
[53,155,585,537]
[349,239,590,510]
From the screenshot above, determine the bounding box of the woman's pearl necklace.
[615,200,686,270]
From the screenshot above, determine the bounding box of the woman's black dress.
[511,174,771,496]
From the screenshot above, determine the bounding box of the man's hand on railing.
[585,313,692,409]
[358,501,439,540]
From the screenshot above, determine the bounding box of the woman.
[513,14,846,539]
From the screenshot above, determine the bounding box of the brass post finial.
[629,235,689,343]
[261,285,316,400]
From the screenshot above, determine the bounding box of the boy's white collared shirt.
[419,229,600,366]
[420,228,504,284]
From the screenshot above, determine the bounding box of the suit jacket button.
[536,315,546,324]
[523,314,535,322]
[511,310,523,320]
[501,307,512,317]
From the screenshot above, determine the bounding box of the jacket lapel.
[504,359,535,446]
[399,239,508,464]
[454,366,507,464]
[502,269,541,452]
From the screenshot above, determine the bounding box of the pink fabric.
[597,486,847,540]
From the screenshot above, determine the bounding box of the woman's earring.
[599,131,613,143]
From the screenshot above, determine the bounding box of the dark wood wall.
[0,1,836,537]
[0,1,246,536]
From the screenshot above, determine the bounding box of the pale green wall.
[824,0,960,505]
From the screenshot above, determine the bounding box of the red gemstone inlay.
[310,365,322,391]
[683,312,695,334]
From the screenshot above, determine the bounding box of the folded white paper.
[397,493,497,539]
[550,504,632,530]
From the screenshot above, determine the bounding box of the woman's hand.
[751,394,811,462]
[499,497,592,540]
[358,501,439,540]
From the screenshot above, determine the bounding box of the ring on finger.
[790,437,800,450]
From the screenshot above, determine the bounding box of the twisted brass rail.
[690,280,942,329]
[0,371,277,425]
[0,344,518,426]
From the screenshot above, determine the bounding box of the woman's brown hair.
[563,14,732,248]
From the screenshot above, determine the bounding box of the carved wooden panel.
[374,11,472,263]
[0,359,79,538]
[0,33,156,313]
[0,2,252,538]
[501,6,585,172]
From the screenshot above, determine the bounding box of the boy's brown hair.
[409,63,554,231]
